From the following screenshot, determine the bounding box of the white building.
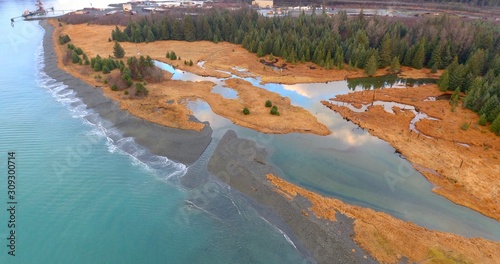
[123,3,132,12]
[252,0,273,8]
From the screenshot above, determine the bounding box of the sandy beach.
[40,20,212,165]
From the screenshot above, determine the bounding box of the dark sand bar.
[208,130,376,264]
[40,20,212,165]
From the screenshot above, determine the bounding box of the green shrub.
[243,108,250,115]
[167,51,177,60]
[122,67,133,87]
[102,66,110,74]
[265,100,272,107]
[124,90,129,95]
[75,47,83,55]
[490,115,500,135]
[58,34,71,45]
[135,82,149,96]
[111,84,118,91]
[270,105,280,116]
[460,122,470,131]
[478,114,487,126]
[71,51,80,64]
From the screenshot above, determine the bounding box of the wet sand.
[207,130,376,264]
[40,20,212,165]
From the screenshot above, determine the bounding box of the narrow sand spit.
[41,20,212,165]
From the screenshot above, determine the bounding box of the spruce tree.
[479,96,498,117]
[487,105,500,123]
[411,42,425,69]
[462,77,482,109]
[146,29,155,43]
[113,41,125,59]
[490,114,500,135]
[428,44,442,69]
[183,15,196,42]
[390,57,400,73]
[257,43,264,57]
[478,114,487,126]
[442,44,453,68]
[379,34,392,68]
[431,63,438,73]
[365,55,378,77]
[450,87,460,108]
[438,70,450,91]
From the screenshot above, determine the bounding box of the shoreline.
[49,22,331,136]
[266,173,500,263]
[207,130,500,264]
[322,84,500,221]
[207,130,376,264]
[40,20,212,165]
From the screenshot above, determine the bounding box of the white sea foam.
[259,216,298,250]
[34,37,187,180]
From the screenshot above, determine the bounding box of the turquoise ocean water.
[0,1,306,263]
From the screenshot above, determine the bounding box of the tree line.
[111,8,500,133]
[275,0,500,7]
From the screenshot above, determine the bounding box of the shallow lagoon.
[157,61,500,241]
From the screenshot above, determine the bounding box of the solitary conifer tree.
[113,41,125,59]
